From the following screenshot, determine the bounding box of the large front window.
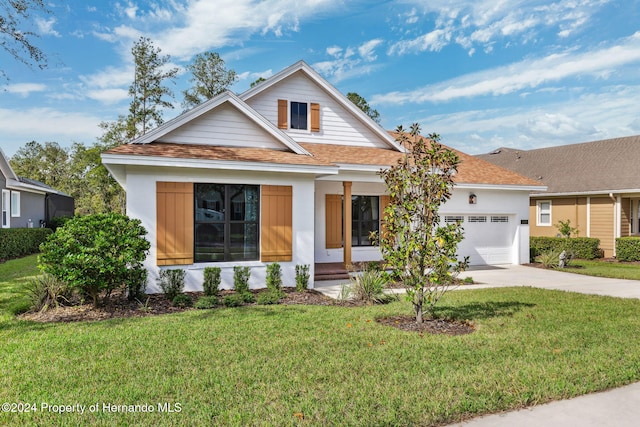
[352,195,379,246]
[195,184,259,262]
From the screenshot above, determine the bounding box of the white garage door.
[445,215,514,265]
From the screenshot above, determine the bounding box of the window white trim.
[10,191,20,217]
[537,200,552,226]
[1,189,9,228]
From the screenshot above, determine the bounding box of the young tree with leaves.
[128,37,179,138]
[379,124,467,323]
[182,51,237,110]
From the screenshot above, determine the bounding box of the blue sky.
[2,0,640,158]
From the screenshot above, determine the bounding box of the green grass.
[1,257,640,426]
[567,259,640,280]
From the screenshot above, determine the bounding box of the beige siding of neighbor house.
[621,198,631,237]
[529,197,588,237]
[590,197,615,258]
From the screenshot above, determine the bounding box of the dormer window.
[290,102,308,130]
[278,99,320,132]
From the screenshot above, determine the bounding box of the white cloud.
[85,88,130,104]
[35,17,60,37]
[0,108,104,155]
[373,32,640,105]
[390,0,611,55]
[314,39,384,82]
[5,83,47,97]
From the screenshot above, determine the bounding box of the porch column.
[343,181,352,268]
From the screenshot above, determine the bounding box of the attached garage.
[446,214,516,265]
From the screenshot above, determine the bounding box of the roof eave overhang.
[455,183,548,192]
[531,188,640,197]
[101,153,338,175]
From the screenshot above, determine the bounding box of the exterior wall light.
[469,193,477,204]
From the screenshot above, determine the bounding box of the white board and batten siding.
[157,103,287,150]
[246,71,391,148]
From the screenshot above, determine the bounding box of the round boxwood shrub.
[38,213,150,307]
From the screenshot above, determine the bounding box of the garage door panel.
[446,214,514,265]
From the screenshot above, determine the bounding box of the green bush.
[172,294,193,308]
[158,269,186,301]
[616,237,640,262]
[203,267,221,296]
[266,263,283,291]
[38,213,150,307]
[222,293,245,307]
[257,290,284,305]
[341,270,394,304]
[295,264,310,292]
[25,273,71,312]
[233,266,251,293]
[535,249,561,268]
[0,228,52,260]
[530,236,601,260]
[194,295,219,309]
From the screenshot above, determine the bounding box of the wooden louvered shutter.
[157,182,194,265]
[277,99,288,129]
[325,194,343,249]
[310,103,320,132]
[261,185,292,262]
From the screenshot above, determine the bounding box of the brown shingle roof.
[477,135,640,193]
[105,138,542,187]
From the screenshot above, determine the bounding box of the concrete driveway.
[458,264,640,299]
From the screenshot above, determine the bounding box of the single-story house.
[477,135,640,257]
[102,60,544,292]
[0,148,75,229]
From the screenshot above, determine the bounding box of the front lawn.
[566,259,640,280]
[1,257,640,426]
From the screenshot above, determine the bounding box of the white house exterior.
[102,60,544,292]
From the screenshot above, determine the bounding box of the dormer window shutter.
[277,99,288,129]
[310,103,320,132]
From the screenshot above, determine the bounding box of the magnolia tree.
[379,124,468,323]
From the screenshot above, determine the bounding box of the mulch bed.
[376,315,475,335]
[19,288,473,335]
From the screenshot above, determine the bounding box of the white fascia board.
[531,189,640,197]
[239,60,405,153]
[101,153,338,175]
[334,163,388,173]
[454,183,548,192]
[0,147,19,181]
[5,178,49,195]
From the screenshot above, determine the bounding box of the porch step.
[314,263,351,281]
[314,272,351,281]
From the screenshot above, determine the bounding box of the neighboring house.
[0,148,75,229]
[102,60,543,292]
[477,135,640,257]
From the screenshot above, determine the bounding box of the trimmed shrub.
[158,269,186,301]
[203,267,221,296]
[172,294,193,308]
[530,236,601,260]
[194,295,219,309]
[233,266,251,293]
[616,237,640,262]
[38,213,150,307]
[222,293,244,307]
[257,291,284,305]
[295,264,310,292]
[0,228,52,260]
[266,263,283,291]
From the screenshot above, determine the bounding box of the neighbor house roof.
[477,135,640,194]
[0,148,66,195]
